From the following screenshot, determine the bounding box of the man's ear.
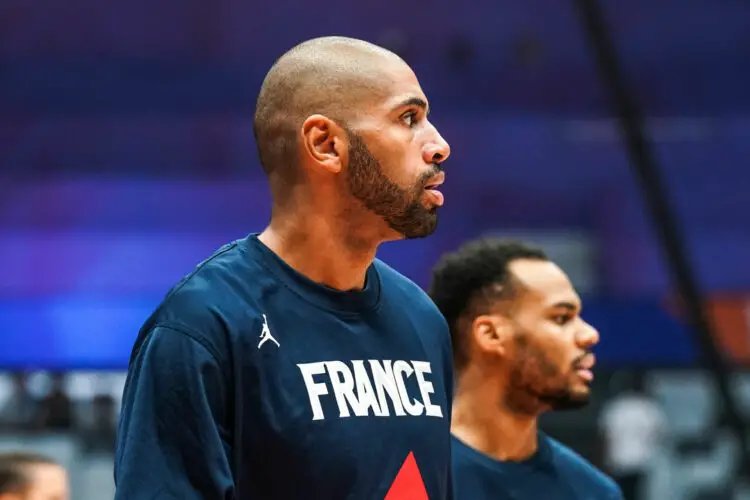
[472,314,512,359]
[300,114,347,174]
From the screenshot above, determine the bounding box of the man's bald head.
[0,451,67,498]
[253,36,407,185]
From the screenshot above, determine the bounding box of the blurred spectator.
[0,374,36,433]
[35,376,73,432]
[81,393,117,454]
[0,451,69,500]
[599,372,668,500]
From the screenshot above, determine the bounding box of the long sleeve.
[115,325,235,499]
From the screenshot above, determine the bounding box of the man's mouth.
[423,172,446,206]
[574,354,596,382]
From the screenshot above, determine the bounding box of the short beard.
[346,129,441,239]
[504,334,591,415]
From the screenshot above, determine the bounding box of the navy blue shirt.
[452,434,622,500]
[115,234,454,499]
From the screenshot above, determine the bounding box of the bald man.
[115,37,453,499]
[0,452,69,500]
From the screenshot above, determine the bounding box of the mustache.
[573,352,593,368]
[418,163,444,186]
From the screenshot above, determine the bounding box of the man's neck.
[259,212,381,291]
[452,373,540,462]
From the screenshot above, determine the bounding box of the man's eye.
[553,315,571,325]
[402,112,418,127]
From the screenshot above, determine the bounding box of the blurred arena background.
[1,1,749,498]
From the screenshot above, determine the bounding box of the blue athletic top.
[115,234,454,499]
[452,433,622,499]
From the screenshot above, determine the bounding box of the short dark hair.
[429,238,548,372]
[0,451,59,494]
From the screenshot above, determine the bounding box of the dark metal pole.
[572,0,750,478]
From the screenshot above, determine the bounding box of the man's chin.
[552,397,590,411]
[541,390,591,411]
[390,211,438,240]
[403,218,438,239]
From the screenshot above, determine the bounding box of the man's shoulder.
[159,239,260,312]
[374,258,437,309]
[546,436,622,497]
[136,237,269,353]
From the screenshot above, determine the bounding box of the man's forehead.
[509,260,580,307]
[29,462,66,479]
[26,463,67,495]
[362,59,426,109]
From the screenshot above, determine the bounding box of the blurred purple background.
[2,0,749,368]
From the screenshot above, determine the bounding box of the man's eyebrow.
[393,96,430,116]
[551,302,580,313]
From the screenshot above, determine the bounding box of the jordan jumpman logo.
[258,314,280,349]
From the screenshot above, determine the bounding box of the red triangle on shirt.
[384,452,428,500]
